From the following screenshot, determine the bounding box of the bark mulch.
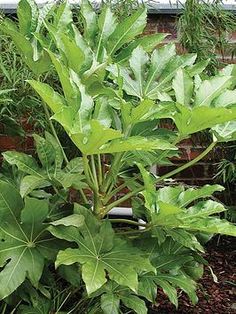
[149,236,236,314]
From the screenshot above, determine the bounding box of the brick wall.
[145,14,178,41]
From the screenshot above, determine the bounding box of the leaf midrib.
[109,10,144,55]
[0,192,29,242]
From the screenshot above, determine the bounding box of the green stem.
[43,103,89,204]
[102,126,132,193]
[103,141,217,216]
[79,189,88,203]
[53,186,68,203]
[89,155,104,215]
[116,227,151,236]
[155,134,184,165]
[82,155,94,189]
[91,155,99,192]
[2,303,7,314]
[103,182,127,204]
[97,154,103,186]
[109,218,149,227]
[105,189,138,213]
[103,133,182,196]
[157,141,217,182]
[105,173,142,204]
[102,152,124,193]
[42,102,68,163]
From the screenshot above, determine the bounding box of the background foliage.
[178,0,236,74]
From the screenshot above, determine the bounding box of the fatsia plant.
[1,0,236,313]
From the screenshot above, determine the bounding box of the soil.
[149,236,236,314]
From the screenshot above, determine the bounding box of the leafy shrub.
[0,0,236,312]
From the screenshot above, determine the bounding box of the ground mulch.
[149,236,236,314]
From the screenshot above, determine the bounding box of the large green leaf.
[173,103,236,136]
[50,74,94,133]
[33,134,55,169]
[194,76,232,106]
[47,51,78,105]
[80,0,98,45]
[107,7,147,56]
[139,273,178,307]
[93,97,113,127]
[98,136,176,155]
[31,3,55,61]
[3,136,85,195]
[213,90,236,107]
[167,229,204,252]
[121,295,147,314]
[212,121,236,142]
[98,282,148,314]
[17,0,38,37]
[59,34,85,74]
[2,151,44,178]
[136,236,203,306]
[96,6,117,61]
[45,131,64,171]
[145,44,176,96]
[137,164,158,213]
[116,33,167,63]
[65,157,83,174]
[152,198,236,236]
[139,180,236,236]
[129,46,149,98]
[70,120,122,154]
[53,1,73,31]
[139,269,197,307]
[108,64,141,98]
[121,100,157,126]
[3,145,56,186]
[173,69,193,106]
[72,24,93,73]
[0,20,51,76]
[49,207,154,295]
[28,80,66,114]
[51,214,85,228]
[101,293,120,314]
[186,59,209,77]
[0,181,57,299]
[109,45,196,100]
[156,273,197,304]
[18,0,54,63]
[20,175,50,198]
[157,184,224,208]
[146,53,196,99]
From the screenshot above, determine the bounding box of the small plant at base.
[0,0,236,313]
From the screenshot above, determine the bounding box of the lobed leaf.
[0,181,58,299]
[107,7,147,55]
